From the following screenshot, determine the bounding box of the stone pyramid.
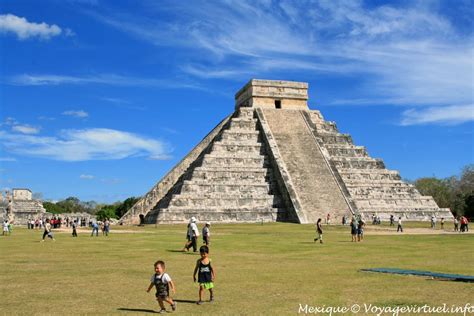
[121,79,452,224]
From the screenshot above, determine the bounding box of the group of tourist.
[90,219,111,237]
[454,216,470,232]
[182,217,211,252]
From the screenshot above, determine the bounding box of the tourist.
[460,216,469,232]
[389,215,394,226]
[454,217,459,232]
[185,217,199,252]
[147,260,176,313]
[182,221,192,252]
[104,219,110,236]
[91,221,99,237]
[100,221,105,235]
[357,218,365,242]
[440,217,445,230]
[41,219,55,242]
[202,222,211,246]
[397,217,403,233]
[8,222,13,235]
[350,217,358,242]
[193,245,215,305]
[72,220,78,237]
[314,218,323,244]
[326,213,331,225]
[3,220,8,236]
[342,215,346,226]
[431,215,436,229]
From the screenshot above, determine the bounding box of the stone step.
[229,119,258,130]
[344,179,406,185]
[340,172,401,181]
[211,143,264,154]
[236,107,255,119]
[331,158,385,169]
[176,192,275,199]
[168,196,279,208]
[191,169,270,182]
[318,133,353,145]
[154,207,282,223]
[201,156,267,168]
[326,147,368,157]
[355,198,438,208]
[220,130,260,142]
[181,182,271,194]
[357,206,442,212]
[213,140,263,147]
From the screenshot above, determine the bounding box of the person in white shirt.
[397,217,403,233]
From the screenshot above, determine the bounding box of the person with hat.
[184,217,200,252]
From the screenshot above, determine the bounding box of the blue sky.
[0,0,473,203]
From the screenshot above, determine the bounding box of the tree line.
[43,196,140,221]
[414,164,473,218]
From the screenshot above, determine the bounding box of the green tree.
[43,201,64,214]
[95,205,118,221]
[414,177,453,208]
[115,197,140,218]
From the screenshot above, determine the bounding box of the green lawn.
[0,223,472,315]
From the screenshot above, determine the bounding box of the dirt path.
[364,225,473,235]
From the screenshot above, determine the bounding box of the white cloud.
[9,73,206,91]
[11,124,41,134]
[80,174,94,180]
[62,110,89,118]
[400,104,474,126]
[0,157,17,162]
[38,116,56,121]
[88,0,473,124]
[0,14,65,40]
[0,128,171,161]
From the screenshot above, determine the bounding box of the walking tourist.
[91,221,99,237]
[397,217,403,233]
[202,222,211,246]
[350,217,358,242]
[314,218,323,244]
[72,220,78,237]
[41,219,55,242]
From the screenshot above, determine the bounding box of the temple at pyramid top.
[235,79,309,110]
[120,79,453,225]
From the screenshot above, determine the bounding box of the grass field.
[0,223,473,315]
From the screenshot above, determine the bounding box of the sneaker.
[171,302,177,311]
[158,308,166,313]
[196,300,203,305]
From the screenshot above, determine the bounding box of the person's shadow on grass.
[117,307,158,313]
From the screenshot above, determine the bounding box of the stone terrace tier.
[143,108,286,223]
[305,110,452,221]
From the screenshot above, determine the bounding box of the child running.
[147,260,176,313]
[193,245,215,305]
